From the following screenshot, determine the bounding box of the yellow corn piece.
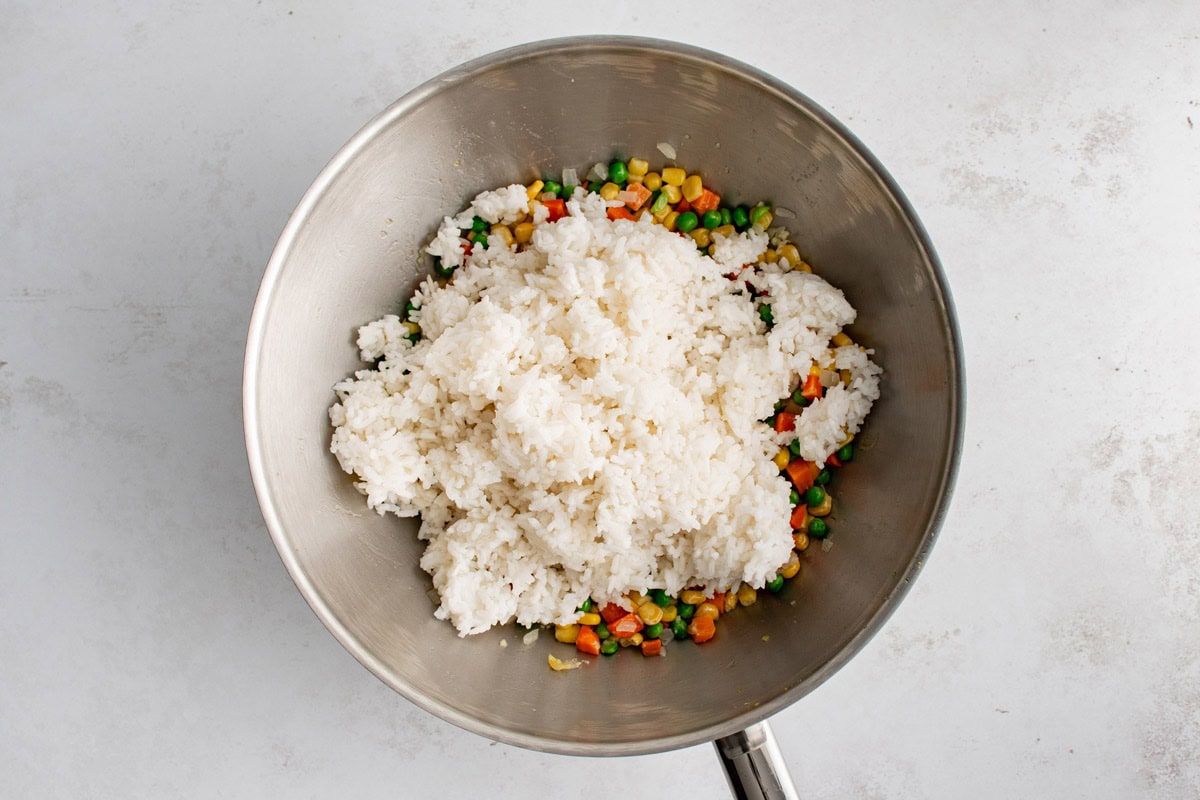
[723,592,738,613]
[627,157,649,178]
[736,584,758,606]
[773,448,791,470]
[832,332,853,348]
[712,224,736,239]
[554,624,580,644]
[652,204,671,222]
[402,321,421,336]
[793,259,813,273]
[793,532,810,551]
[688,228,712,248]
[661,167,686,186]
[577,612,602,626]
[489,224,514,248]
[618,633,644,648]
[599,182,620,201]
[643,172,662,191]
[662,184,682,204]
[680,589,707,606]
[753,211,774,229]
[526,180,544,199]
[627,590,646,608]
[761,248,779,264]
[780,551,801,580]
[681,175,703,202]
[792,507,809,533]
[778,243,801,267]
[809,492,833,518]
[513,221,534,245]
[664,211,680,231]
[660,605,678,623]
[637,602,663,625]
[695,601,721,621]
[548,653,582,671]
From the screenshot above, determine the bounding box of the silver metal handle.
[714,722,799,800]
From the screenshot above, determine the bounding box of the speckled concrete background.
[3,2,1198,798]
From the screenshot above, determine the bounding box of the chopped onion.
[562,167,578,187]
[587,162,608,181]
[822,538,834,552]
[617,189,640,205]
[656,141,677,159]
[522,628,540,645]
[499,639,508,648]
[774,206,796,218]
[820,369,839,387]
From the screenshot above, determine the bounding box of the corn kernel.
[402,321,421,336]
[513,221,534,245]
[809,492,833,518]
[489,224,514,248]
[723,592,738,613]
[688,228,712,248]
[662,184,682,204]
[526,180,544,199]
[712,224,736,239]
[681,175,703,202]
[627,590,646,608]
[618,633,644,647]
[599,182,620,201]
[637,602,663,625]
[761,248,779,264]
[773,449,791,470]
[664,211,680,231]
[627,157,649,177]
[778,243,801,267]
[680,589,707,606]
[780,551,801,580]
[753,211,774,229]
[643,172,662,191]
[736,584,758,606]
[554,624,580,644]
[577,612,601,626]
[695,601,721,621]
[652,204,671,222]
[832,332,853,348]
[661,605,678,623]
[793,532,810,551]
[793,259,813,273]
[661,167,686,186]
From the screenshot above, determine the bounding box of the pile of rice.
[329,187,880,635]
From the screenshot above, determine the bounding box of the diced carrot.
[774,412,795,433]
[688,615,716,643]
[606,206,635,221]
[623,182,652,211]
[789,503,808,530]
[543,198,567,221]
[641,639,663,656]
[692,188,721,213]
[676,197,691,213]
[785,459,820,492]
[826,453,842,468]
[599,603,626,624]
[575,625,600,656]
[801,373,823,400]
[709,592,725,614]
[610,613,644,638]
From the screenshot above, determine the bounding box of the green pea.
[767,574,785,593]
[758,304,774,324]
[837,443,854,462]
[468,231,488,247]
[732,205,750,229]
[765,414,777,428]
[814,468,831,486]
[698,246,710,256]
[433,257,455,277]
[650,589,671,607]
[806,486,826,507]
[789,488,801,506]
[576,597,594,613]
[608,161,628,184]
[774,399,786,412]
[719,207,733,226]
[405,331,422,343]
[675,210,699,233]
[643,622,663,640]
[650,191,669,214]
[677,602,696,620]
[750,204,771,225]
[788,439,802,457]
[601,638,619,655]
[702,210,722,229]
[596,622,610,640]
[588,181,603,194]
[794,395,810,408]
[671,617,689,640]
[808,518,829,538]
[470,215,487,233]
[542,179,562,196]
[404,300,419,316]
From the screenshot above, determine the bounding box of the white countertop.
[4,2,1199,797]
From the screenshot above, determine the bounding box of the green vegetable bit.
[719,207,733,226]
[675,210,699,233]
[671,617,689,640]
[766,574,785,593]
[758,304,774,324]
[814,468,831,486]
[601,638,620,655]
[650,589,671,607]
[542,179,562,196]
[788,439,802,457]
[677,602,696,620]
[836,443,854,462]
[596,622,610,640]
[470,215,488,233]
[805,486,826,507]
[732,205,750,230]
[433,257,455,277]
[608,160,628,184]
[808,518,829,538]
[789,488,801,506]
[702,209,721,229]
[643,622,664,640]
[650,191,669,214]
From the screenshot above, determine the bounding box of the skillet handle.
[714,722,799,800]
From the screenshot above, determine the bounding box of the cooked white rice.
[329,186,880,635]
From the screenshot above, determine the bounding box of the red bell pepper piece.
[774,412,795,433]
[606,206,635,221]
[785,459,820,492]
[800,373,823,400]
[575,625,600,656]
[543,198,566,221]
[609,613,644,638]
[599,603,626,624]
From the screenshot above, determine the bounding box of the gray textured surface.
[3,2,1198,798]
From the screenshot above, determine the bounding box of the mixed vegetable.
[406,155,862,660]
